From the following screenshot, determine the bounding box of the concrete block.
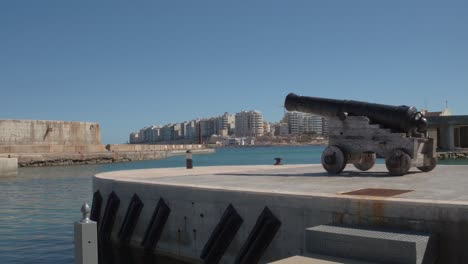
[0,158,17,176]
[305,225,437,264]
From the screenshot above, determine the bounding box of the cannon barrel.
[284,93,427,133]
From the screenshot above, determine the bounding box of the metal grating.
[341,188,412,197]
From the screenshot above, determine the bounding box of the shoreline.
[2,144,467,168]
[215,143,468,161]
[0,148,215,167]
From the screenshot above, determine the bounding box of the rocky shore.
[437,151,468,160]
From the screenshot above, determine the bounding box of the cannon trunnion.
[284,93,437,176]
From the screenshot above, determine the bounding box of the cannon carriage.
[284,93,437,176]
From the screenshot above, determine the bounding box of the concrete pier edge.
[93,164,468,263]
[0,157,17,176]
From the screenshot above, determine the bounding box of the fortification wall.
[0,144,107,154]
[0,119,101,146]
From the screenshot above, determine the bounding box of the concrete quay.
[0,157,17,176]
[93,164,468,264]
[0,145,214,167]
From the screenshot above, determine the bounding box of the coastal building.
[235,110,264,137]
[274,122,289,136]
[304,114,323,134]
[151,126,161,142]
[285,111,324,135]
[321,117,329,136]
[408,107,468,151]
[160,125,174,142]
[183,121,197,141]
[263,122,272,135]
[173,123,184,140]
[129,132,140,144]
[212,112,235,136]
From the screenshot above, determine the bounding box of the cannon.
[284,93,437,176]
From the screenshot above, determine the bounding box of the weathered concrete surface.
[0,144,106,154]
[305,225,436,264]
[94,164,468,264]
[0,157,17,176]
[0,119,101,145]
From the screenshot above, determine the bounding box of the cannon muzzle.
[284,93,427,134]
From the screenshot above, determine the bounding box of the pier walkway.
[94,164,468,264]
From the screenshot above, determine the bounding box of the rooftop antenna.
[445,100,448,109]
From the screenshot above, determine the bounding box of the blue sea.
[0,146,464,263]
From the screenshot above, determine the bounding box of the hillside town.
[129,111,329,146]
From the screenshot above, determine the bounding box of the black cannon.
[284,93,437,176]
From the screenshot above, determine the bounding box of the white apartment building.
[273,123,289,136]
[130,111,267,144]
[213,112,235,136]
[304,115,323,134]
[184,120,197,140]
[235,110,264,137]
[285,111,324,135]
[129,132,140,144]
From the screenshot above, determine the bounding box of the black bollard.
[274,158,282,165]
[186,150,193,169]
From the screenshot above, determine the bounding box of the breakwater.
[437,151,468,160]
[0,144,213,167]
[0,119,215,167]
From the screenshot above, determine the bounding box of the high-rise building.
[304,115,323,134]
[130,111,265,144]
[213,112,235,136]
[322,117,329,136]
[286,112,303,134]
[161,125,174,142]
[150,126,161,142]
[274,123,289,136]
[285,111,324,135]
[235,110,264,137]
[183,121,196,141]
[129,132,140,144]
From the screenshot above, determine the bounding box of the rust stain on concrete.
[341,188,413,197]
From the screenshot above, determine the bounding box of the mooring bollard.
[274,158,283,165]
[74,203,98,264]
[186,150,193,169]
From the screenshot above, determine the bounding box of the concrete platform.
[97,164,468,203]
[94,164,468,264]
[0,157,17,176]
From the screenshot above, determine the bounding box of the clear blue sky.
[1,1,467,144]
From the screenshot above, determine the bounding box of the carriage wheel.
[321,145,347,174]
[417,157,437,172]
[385,149,411,176]
[353,152,376,171]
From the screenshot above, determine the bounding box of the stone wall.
[0,119,101,146]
